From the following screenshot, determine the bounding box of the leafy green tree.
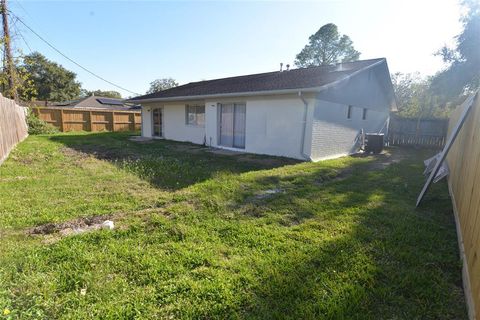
[22,52,81,101]
[391,73,459,119]
[295,23,360,67]
[146,78,178,94]
[430,1,480,102]
[81,89,122,99]
[0,54,37,102]
[392,73,436,118]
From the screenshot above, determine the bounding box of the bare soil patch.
[28,214,113,236]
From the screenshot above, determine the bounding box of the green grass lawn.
[0,132,467,319]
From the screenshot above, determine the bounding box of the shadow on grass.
[207,153,467,319]
[49,132,299,191]
[40,133,466,318]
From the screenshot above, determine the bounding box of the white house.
[129,58,396,161]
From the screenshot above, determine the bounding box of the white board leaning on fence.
[416,91,478,207]
[0,93,29,165]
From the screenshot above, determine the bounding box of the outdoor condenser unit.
[364,133,384,154]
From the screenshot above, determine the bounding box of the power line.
[8,11,140,95]
[10,17,32,53]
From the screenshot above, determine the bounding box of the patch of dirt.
[61,147,90,160]
[61,146,139,162]
[313,147,408,186]
[28,214,112,236]
[354,147,409,170]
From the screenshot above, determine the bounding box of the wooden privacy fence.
[0,94,28,165]
[388,115,448,148]
[446,92,480,320]
[32,107,141,132]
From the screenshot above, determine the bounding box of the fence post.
[89,111,93,132]
[112,112,116,132]
[130,113,135,131]
[59,109,65,132]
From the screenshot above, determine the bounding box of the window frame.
[347,105,353,120]
[362,108,367,120]
[185,104,205,127]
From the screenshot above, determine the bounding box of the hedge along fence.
[388,115,449,148]
[32,107,141,132]
[446,92,480,320]
[0,94,28,165]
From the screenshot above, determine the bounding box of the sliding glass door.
[219,103,246,149]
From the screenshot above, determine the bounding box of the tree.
[294,23,360,67]
[22,52,81,101]
[430,1,480,103]
[81,89,122,99]
[391,72,459,119]
[0,59,37,102]
[392,73,435,118]
[146,78,178,94]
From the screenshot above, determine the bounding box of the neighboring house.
[129,58,396,161]
[54,95,140,111]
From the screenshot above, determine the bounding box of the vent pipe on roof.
[286,64,290,71]
[280,63,283,72]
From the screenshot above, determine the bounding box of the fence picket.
[446,93,480,319]
[388,116,448,148]
[0,94,28,165]
[33,107,141,132]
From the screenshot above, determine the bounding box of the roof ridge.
[129,58,388,102]
[176,58,385,87]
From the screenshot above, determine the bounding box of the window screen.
[186,105,205,126]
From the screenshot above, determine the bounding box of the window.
[347,105,353,119]
[186,105,205,126]
[362,108,367,120]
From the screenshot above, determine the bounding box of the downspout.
[299,91,313,161]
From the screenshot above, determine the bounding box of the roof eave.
[126,87,323,104]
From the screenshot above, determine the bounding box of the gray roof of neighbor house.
[129,58,392,103]
[54,96,140,111]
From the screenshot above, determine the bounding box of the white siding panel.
[310,100,389,161]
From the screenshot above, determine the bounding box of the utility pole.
[1,0,17,101]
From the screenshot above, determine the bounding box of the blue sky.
[10,0,463,97]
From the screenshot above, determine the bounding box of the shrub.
[26,109,59,135]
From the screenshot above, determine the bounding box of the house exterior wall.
[163,104,205,144]
[205,95,315,160]
[310,100,389,161]
[141,103,205,144]
[140,95,388,162]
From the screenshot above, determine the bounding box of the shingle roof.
[130,58,385,102]
[54,96,139,111]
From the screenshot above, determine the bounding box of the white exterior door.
[219,103,246,148]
